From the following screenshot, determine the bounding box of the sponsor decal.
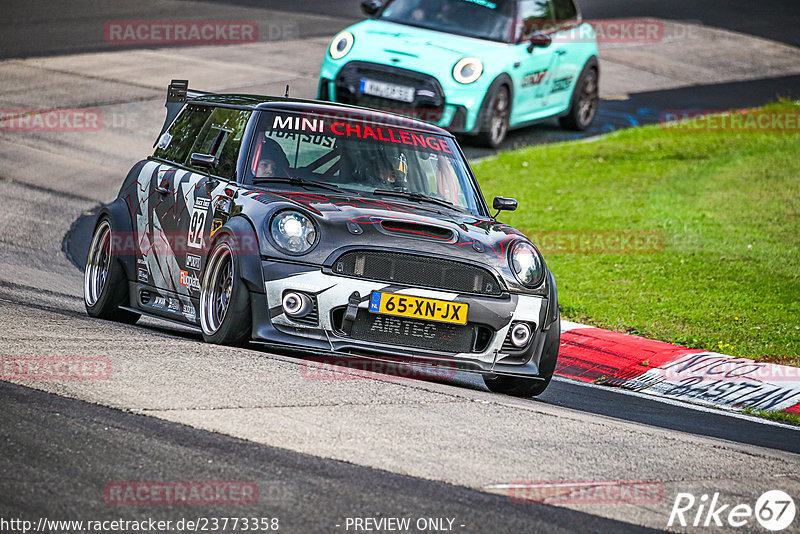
[103,482,259,506]
[551,76,573,94]
[272,115,325,133]
[522,70,547,88]
[179,270,201,292]
[153,296,181,313]
[187,198,209,250]
[210,218,223,237]
[185,253,202,271]
[137,258,149,282]
[182,303,197,321]
[269,114,454,154]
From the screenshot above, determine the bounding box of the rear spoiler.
[154,79,211,147]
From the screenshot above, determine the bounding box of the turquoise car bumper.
[319,62,487,134]
[318,19,599,135]
[318,20,506,134]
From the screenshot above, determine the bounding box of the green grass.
[474,102,800,364]
[743,407,800,426]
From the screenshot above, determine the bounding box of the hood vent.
[380,220,455,242]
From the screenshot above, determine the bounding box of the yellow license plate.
[368,291,468,325]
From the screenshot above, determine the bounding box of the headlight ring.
[453,57,484,84]
[269,210,318,255]
[509,241,545,288]
[329,31,355,60]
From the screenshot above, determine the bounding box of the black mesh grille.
[350,310,474,353]
[332,251,503,296]
[335,61,445,122]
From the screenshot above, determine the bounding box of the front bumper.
[252,260,554,378]
[319,60,483,134]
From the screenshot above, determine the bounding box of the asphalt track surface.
[2,0,798,158]
[1,381,662,534]
[1,0,798,59]
[3,1,800,533]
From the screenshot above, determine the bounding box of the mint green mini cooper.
[318,0,599,147]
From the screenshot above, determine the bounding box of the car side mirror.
[190,152,217,169]
[527,32,552,53]
[361,0,382,17]
[493,196,518,213]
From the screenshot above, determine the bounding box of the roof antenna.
[284,85,290,98]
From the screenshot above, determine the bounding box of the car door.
[142,104,212,321]
[510,0,561,122]
[547,0,584,111]
[170,106,253,317]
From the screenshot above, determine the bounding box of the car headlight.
[509,241,545,287]
[270,211,318,255]
[453,57,483,84]
[329,31,355,60]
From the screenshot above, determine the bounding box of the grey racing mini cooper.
[84,80,560,397]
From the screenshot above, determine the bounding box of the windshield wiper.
[372,189,466,213]
[252,176,342,193]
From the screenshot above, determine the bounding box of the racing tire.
[559,65,599,131]
[475,84,511,148]
[482,320,561,398]
[200,233,251,346]
[84,217,140,324]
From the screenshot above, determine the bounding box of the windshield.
[246,111,486,216]
[379,0,515,42]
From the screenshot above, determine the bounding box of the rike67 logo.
[668,490,796,531]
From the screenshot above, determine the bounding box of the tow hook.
[342,291,361,334]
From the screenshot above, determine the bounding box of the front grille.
[335,61,445,122]
[332,251,503,296]
[349,309,474,353]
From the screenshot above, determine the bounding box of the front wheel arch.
[199,228,252,345]
[473,74,514,148]
[559,57,599,131]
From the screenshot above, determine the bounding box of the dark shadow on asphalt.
[0,380,665,534]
